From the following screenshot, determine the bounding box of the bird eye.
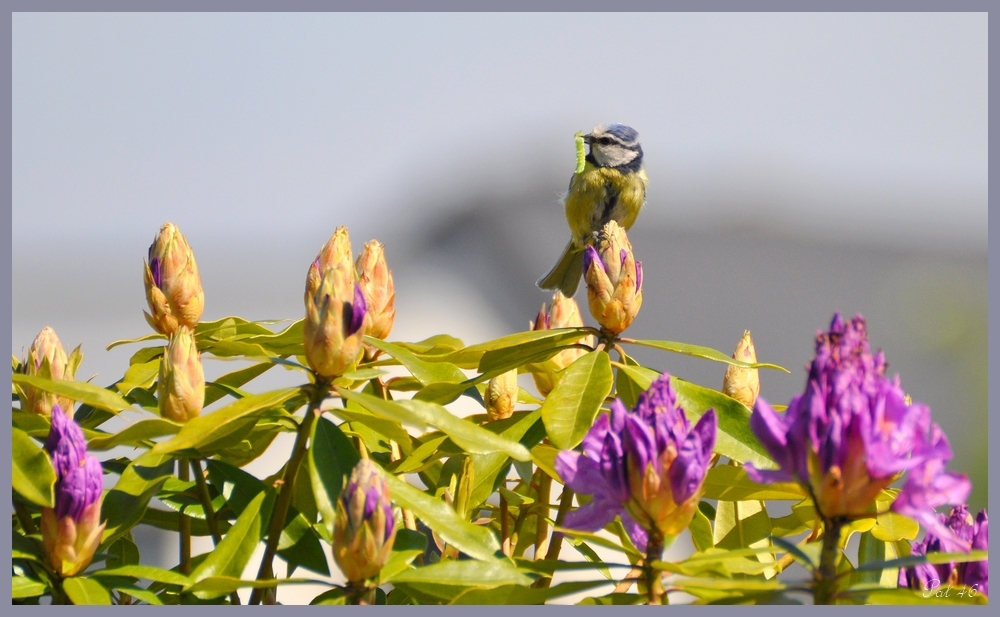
[599,137,612,145]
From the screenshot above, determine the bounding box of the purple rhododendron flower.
[41,404,106,577]
[555,373,716,551]
[45,406,102,520]
[899,505,988,597]
[746,313,970,549]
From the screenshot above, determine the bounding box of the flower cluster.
[583,220,643,334]
[899,505,988,597]
[333,459,397,584]
[303,228,368,378]
[19,326,81,417]
[746,313,970,547]
[556,374,716,549]
[41,406,106,577]
[143,222,204,335]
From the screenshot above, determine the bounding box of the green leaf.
[380,469,501,561]
[540,350,613,450]
[86,418,181,450]
[100,451,175,548]
[700,464,804,501]
[12,427,55,508]
[151,388,299,456]
[689,506,715,552]
[336,388,427,431]
[388,434,448,475]
[398,399,532,461]
[63,576,113,605]
[204,362,274,406]
[429,328,581,369]
[334,406,412,453]
[116,358,161,397]
[624,339,789,372]
[277,512,330,576]
[107,332,166,350]
[467,409,543,507]
[12,576,47,599]
[870,489,920,542]
[110,585,163,605]
[380,528,429,582]
[90,565,191,586]
[188,491,269,599]
[476,328,592,374]
[389,559,532,594]
[857,531,886,585]
[364,338,467,385]
[12,531,46,563]
[308,415,360,536]
[712,497,776,578]
[552,526,643,560]
[105,536,141,569]
[204,459,266,516]
[184,576,317,595]
[451,579,609,605]
[393,334,466,357]
[12,374,134,414]
[140,507,226,536]
[309,587,350,605]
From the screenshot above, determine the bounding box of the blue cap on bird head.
[602,123,639,142]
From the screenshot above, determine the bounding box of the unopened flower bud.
[528,292,592,397]
[42,407,105,577]
[306,227,354,303]
[304,265,367,378]
[159,326,205,423]
[143,222,204,335]
[333,459,396,584]
[723,331,760,408]
[356,240,396,350]
[19,327,82,417]
[583,221,643,334]
[485,369,519,422]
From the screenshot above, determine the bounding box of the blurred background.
[12,12,986,602]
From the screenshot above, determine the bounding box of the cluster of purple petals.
[745,313,970,548]
[44,405,103,521]
[555,373,716,551]
[347,284,367,337]
[899,505,988,597]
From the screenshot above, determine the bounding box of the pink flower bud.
[143,222,204,335]
[19,327,82,417]
[159,325,205,423]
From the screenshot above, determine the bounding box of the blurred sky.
[12,13,986,250]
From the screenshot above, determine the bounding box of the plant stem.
[644,528,665,605]
[178,458,191,576]
[534,471,552,560]
[533,487,575,589]
[614,565,643,593]
[813,517,844,605]
[189,459,241,605]
[248,380,329,605]
[500,493,511,557]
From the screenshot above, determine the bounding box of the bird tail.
[537,239,585,297]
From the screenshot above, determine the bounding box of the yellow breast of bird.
[564,164,648,247]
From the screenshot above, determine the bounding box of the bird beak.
[582,133,593,144]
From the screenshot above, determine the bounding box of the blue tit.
[537,123,648,297]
